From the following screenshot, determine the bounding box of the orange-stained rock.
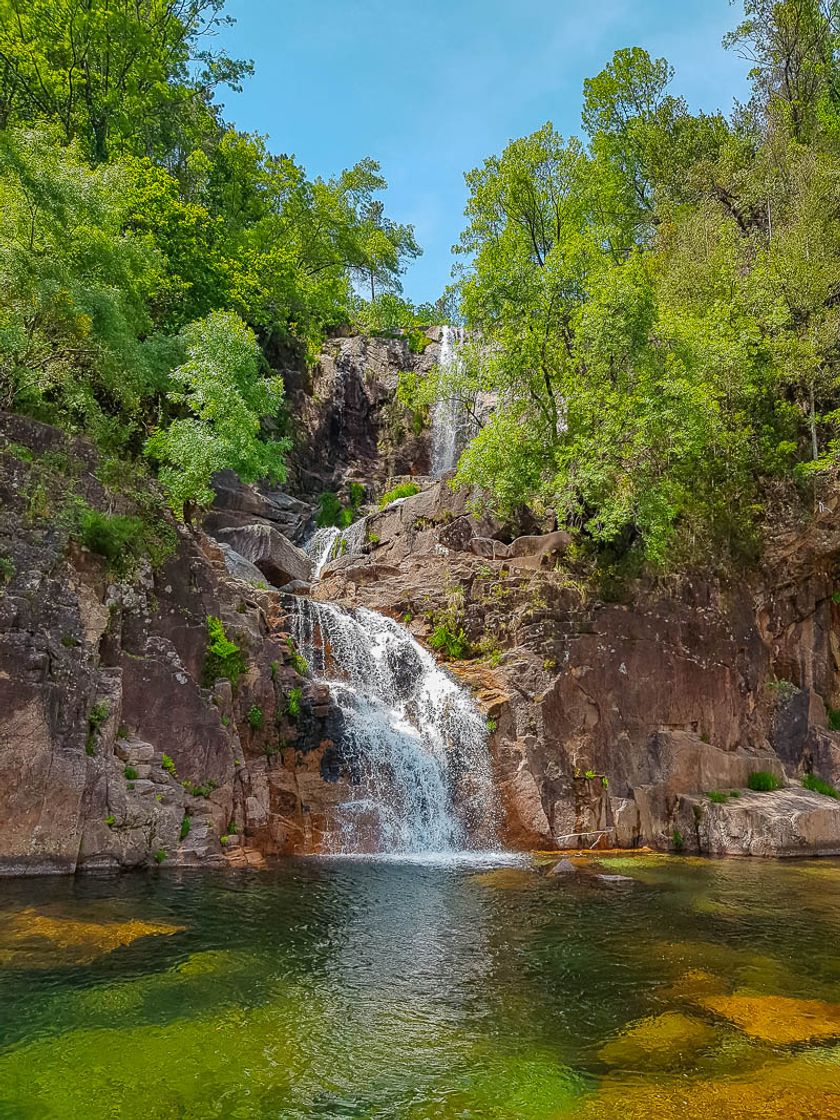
[0,907,185,966]
[598,1011,718,1069]
[698,992,840,1044]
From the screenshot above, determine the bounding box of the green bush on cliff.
[76,507,144,569]
[802,774,840,799]
[285,637,308,677]
[378,482,420,509]
[316,491,352,529]
[747,771,782,792]
[285,687,303,719]
[247,705,264,729]
[203,616,246,688]
[429,622,471,660]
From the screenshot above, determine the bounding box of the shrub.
[286,637,308,676]
[182,778,218,799]
[153,849,167,864]
[378,481,421,509]
[161,753,177,776]
[204,616,246,687]
[706,790,729,804]
[672,828,684,851]
[105,815,116,828]
[747,771,782,792]
[803,774,840,799]
[828,707,840,732]
[76,507,144,568]
[270,660,279,681]
[86,700,109,754]
[429,622,471,659]
[316,490,352,529]
[247,705,264,730]
[123,766,139,781]
[0,556,15,583]
[180,815,192,840]
[285,686,303,719]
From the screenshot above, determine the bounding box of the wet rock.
[546,858,580,877]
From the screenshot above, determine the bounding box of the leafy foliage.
[0,0,420,510]
[146,311,289,516]
[203,616,245,687]
[75,507,145,568]
[802,773,840,798]
[446,4,840,567]
[378,482,421,508]
[748,771,783,791]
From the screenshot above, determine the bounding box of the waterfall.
[291,598,499,856]
[431,325,468,477]
[305,520,366,578]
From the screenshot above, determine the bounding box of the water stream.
[431,324,468,477]
[291,596,499,856]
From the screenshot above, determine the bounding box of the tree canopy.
[0,0,423,512]
[438,0,840,567]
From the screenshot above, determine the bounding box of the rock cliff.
[2,331,840,873]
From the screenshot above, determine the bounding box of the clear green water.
[1,854,839,1119]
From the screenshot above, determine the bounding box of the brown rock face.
[313,473,840,857]
[0,415,356,873]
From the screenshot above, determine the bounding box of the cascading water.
[291,597,499,856]
[431,325,469,477]
[304,520,366,578]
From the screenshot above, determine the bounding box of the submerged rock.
[698,991,840,1045]
[0,907,185,967]
[599,1011,718,1069]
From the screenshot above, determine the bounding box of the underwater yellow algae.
[658,968,728,1001]
[598,1011,718,1070]
[698,992,840,1045]
[573,1077,840,1120]
[0,907,185,966]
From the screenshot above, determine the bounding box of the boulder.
[507,530,572,569]
[213,524,313,587]
[209,470,311,541]
[686,787,840,857]
[213,541,269,587]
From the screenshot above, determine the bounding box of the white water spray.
[305,521,366,578]
[431,325,468,477]
[291,598,499,855]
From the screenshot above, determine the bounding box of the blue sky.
[216,0,752,304]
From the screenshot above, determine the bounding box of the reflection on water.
[0,855,839,1118]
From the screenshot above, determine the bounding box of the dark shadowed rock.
[213,524,312,586]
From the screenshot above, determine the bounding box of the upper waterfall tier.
[431,325,467,477]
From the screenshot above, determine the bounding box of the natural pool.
[0,854,839,1119]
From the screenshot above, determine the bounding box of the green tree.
[145,310,290,516]
[0,0,250,162]
[0,128,161,444]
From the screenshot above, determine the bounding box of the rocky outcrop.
[289,334,441,496]
[205,469,311,542]
[0,414,356,874]
[213,524,312,587]
[314,477,840,857]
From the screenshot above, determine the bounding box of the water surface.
[1,855,839,1118]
